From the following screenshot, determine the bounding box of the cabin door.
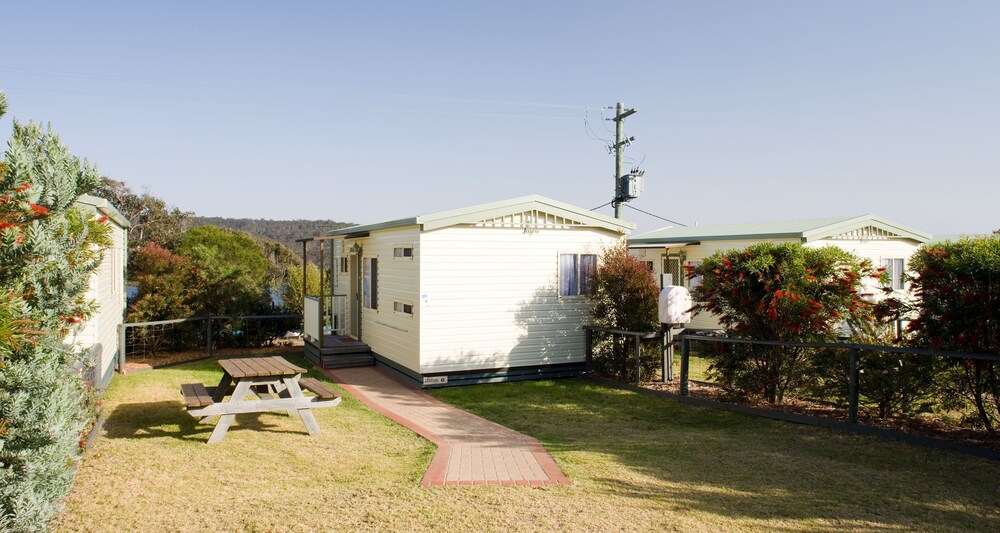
[349,255,360,338]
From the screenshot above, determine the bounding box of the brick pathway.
[320,366,570,487]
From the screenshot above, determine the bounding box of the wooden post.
[118,323,127,375]
[680,336,690,396]
[848,347,860,424]
[662,324,675,383]
[206,318,213,358]
[634,334,642,383]
[319,241,325,349]
[585,327,593,373]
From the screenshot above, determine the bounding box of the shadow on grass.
[432,378,1000,530]
[103,400,306,442]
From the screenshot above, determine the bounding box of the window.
[393,245,414,258]
[339,257,348,273]
[363,257,378,309]
[394,301,414,315]
[641,261,654,273]
[559,253,598,296]
[881,258,905,291]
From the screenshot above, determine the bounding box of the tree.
[92,177,191,251]
[125,242,198,322]
[175,225,272,316]
[588,240,661,380]
[907,237,1000,433]
[0,94,111,530]
[281,262,321,314]
[690,242,880,402]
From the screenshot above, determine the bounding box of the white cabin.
[629,215,931,331]
[70,195,129,388]
[302,196,634,387]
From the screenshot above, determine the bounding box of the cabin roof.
[629,214,930,245]
[76,194,131,228]
[328,195,635,238]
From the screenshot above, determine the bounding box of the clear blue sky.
[2,1,997,235]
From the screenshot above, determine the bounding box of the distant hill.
[190,217,355,265]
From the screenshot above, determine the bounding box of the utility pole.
[611,102,637,219]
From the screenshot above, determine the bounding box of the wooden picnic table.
[181,356,340,444]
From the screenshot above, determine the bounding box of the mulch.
[125,340,305,372]
[640,378,1000,452]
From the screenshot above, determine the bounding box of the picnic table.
[181,356,341,444]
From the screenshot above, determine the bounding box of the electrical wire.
[590,200,614,211]
[624,204,688,227]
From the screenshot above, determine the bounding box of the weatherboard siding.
[418,226,620,374]
[344,226,422,374]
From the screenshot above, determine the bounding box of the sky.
[2,1,998,236]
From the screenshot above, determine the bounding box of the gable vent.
[474,209,585,230]
[830,225,901,240]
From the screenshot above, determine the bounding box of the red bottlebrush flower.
[14,183,30,193]
[831,310,840,318]
[774,289,783,298]
[683,264,695,271]
[0,195,9,203]
[767,309,778,320]
[869,273,882,279]
[808,275,816,281]
[713,268,721,275]
[722,258,731,266]
[29,203,49,216]
[738,272,745,280]
[877,266,887,272]
[98,215,109,223]
[0,222,13,230]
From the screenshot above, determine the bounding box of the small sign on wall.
[423,376,448,385]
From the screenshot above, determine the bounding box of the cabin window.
[880,258,905,291]
[394,301,414,315]
[559,253,598,296]
[339,257,348,273]
[363,257,378,310]
[393,245,414,258]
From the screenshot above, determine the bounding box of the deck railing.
[303,294,349,347]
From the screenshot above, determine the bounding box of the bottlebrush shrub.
[907,237,1000,433]
[588,240,660,380]
[0,114,109,531]
[690,242,882,403]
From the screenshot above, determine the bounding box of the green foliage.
[92,177,191,251]
[190,216,351,266]
[175,225,272,316]
[588,240,660,380]
[281,262,321,315]
[0,103,109,530]
[691,242,880,402]
[907,236,1000,433]
[125,243,198,322]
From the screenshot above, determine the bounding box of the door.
[663,256,682,287]
[349,255,359,337]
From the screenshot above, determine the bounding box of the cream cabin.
[300,196,634,387]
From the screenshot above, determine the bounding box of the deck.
[303,334,375,369]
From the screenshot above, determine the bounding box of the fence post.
[848,347,859,424]
[662,325,674,383]
[584,327,593,373]
[634,334,642,383]
[207,317,214,358]
[118,323,127,375]
[680,336,690,396]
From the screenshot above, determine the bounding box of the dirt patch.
[641,378,1000,452]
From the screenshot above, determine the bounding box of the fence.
[118,314,303,372]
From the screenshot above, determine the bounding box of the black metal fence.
[118,314,303,371]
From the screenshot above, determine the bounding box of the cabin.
[300,195,634,387]
[70,194,130,388]
[628,215,932,331]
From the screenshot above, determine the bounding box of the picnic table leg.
[206,379,252,444]
[284,377,321,436]
[201,373,234,423]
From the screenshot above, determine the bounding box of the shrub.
[907,237,1000,433]
[691,242,880,403]
[588,240,660,380]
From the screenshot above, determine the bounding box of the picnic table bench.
[180,356,341,444]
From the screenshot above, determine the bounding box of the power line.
[623,204,688,227]
[590,200,614,211]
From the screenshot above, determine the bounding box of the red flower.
[98,215,109,223]
[14,183,30,193]
[774,290,783,298]
[29,204,49,216]
[0,222,13,230]
[0,195,9,203]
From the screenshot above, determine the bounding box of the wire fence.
[118,314,303,371]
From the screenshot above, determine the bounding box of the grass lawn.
[58,356,1000,531]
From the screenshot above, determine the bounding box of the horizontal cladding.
[419,226,618,373]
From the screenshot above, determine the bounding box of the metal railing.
[117,314,303,372]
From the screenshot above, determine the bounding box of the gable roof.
[76,194,131,228]
[328,195,635,237]
[629,214,930,245]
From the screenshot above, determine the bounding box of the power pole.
[611,102,637,219]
